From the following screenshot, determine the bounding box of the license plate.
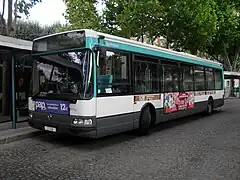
[44,126,56,132]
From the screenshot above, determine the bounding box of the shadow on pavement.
[151,109,223,133]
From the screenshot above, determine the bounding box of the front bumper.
[28,112,97,138]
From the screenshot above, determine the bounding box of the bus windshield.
[31,50,93,100]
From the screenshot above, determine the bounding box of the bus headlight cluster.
[29,112,33,119]
[72,118,93,125]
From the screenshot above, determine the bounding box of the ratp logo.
[35,101,46,111]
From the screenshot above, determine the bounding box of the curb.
[0,128,49,145]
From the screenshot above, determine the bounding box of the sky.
[28,0,105,25]
[0,0,104,26]
[28,0,67,25]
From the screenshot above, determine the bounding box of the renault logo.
[47,114,52,120]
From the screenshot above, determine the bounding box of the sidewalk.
[0,115,28,124]
[0,120,49,145]
[0,126,47,144]
[0,120,28,131]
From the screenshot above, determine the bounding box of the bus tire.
[206,98,213,115]
[138,106,151,136]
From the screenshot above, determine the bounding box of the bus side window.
[205,68,215,90]
[163,64,179,92]
[194,66,205,91]
[180,65,194,92]
[134,56,159,94]
[215,69,223,90]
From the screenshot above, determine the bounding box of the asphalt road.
[0,99,239,180]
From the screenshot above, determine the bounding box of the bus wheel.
[138,106,151,136]
[206,99,213,115]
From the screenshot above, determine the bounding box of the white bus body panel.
[69,98,96,116]
[96,96,133,118]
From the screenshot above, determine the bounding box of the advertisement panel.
[164,92,194,113]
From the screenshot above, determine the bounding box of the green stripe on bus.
[87,38,222,69]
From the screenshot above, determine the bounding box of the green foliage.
[15,0,42,18]
[101,0,125,36]
[63,0,102,30]
[0,0,42,36]
[205,0,240,71]
[55,24,71,33]
[14,20,64,41]
[116,0,165,42]
[167,0,218,54]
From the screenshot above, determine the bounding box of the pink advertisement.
[164,92,194,113]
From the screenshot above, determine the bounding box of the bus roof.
[33,29,223,68]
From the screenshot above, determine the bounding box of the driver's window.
[97,49,130,96]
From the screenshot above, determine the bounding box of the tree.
[63,0,102,30]
[116,0,165,43]
[14,20,65,41]
[165,0,218,54]
[206,0,240,71]
[0,0,42,36]
[101,0,166,44]
[63,0,165,43]
[101,0,125,36]
[207,1,240,97]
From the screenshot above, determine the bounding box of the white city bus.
[28,29,224,138]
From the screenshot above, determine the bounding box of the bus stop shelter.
[224,71,240,98]
[0,35,32,129]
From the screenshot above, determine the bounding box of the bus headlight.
[84,119,92,125]
[29,112,33,119]
[73,120,78,125]
[72,118,93,125]
[79,119,84,124]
